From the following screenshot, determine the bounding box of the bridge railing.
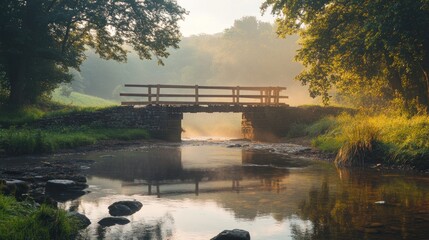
[120,84,288,106]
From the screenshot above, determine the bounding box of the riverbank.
[288,113,429,171]
[0,103,151,156]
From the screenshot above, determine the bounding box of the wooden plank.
[124,84,286,91]
[120,93,288,98]
[121,101,287,106]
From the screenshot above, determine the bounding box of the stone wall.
[242,106,350,141]
[33,106,183,141]
[31,105,349,142]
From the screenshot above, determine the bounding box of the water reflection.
[293,169,429,240]
[66,143,428,240]
[87,147,291,197]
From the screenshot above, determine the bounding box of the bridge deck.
[120,84,288,107]
[138,105,290,113]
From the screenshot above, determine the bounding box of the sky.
[176,0,276,36]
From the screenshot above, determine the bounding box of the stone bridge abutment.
[33,106,346,142]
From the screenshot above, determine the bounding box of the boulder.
[45,179,88,202]
[68,211,91,229]
[211,229,251,240]
[108,200,142,216]
[1,179,29,196]
[45,179,87,192]
[98,217,130,227]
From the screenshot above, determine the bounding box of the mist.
[70,16,315,138]
[182,113,242,139]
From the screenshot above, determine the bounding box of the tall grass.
[309,113,429,169]
[0,127,150,155]
[0,194,78,240]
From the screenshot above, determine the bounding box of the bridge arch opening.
[182,113,242,140]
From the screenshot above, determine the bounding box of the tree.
[263,0,429,111]
[0,0,186,106]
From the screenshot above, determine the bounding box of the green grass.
[0,127,150,155]
[51,89,118,107]
[308,113,429,169]
[0,101,114,127]
[0,194,78,240]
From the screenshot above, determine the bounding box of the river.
[54,139,428,240]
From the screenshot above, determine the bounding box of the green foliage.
[0,127,149,155]
[0,106,45,127]
[0,0,186,106]
[263,0,429,110]
[0,195,78,240]
[305,116,338,137]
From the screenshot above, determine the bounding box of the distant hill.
[51,89,118,107]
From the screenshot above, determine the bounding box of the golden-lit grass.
[311,113,429,169]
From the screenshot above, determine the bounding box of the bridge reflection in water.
[87,146,291,198]
[69,144,429,240]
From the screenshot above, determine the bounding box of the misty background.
[66,16,314,138]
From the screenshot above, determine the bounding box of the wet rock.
[98,217,130,227]
[48,190,87,202]
[1,179,29,196]
[108,200,143,216]
[227,144,242,148]
[374,201,385,205]
[211,229,251,240]
[45,179,88,192]
[68,211,91,229]
[45,179,88,202]
[3,170,23,175]
[30,192,58,207]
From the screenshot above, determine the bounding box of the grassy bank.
[302,114,429,170]
[0,194,78,240]
[0,127,149,155]
[51,89,118,107]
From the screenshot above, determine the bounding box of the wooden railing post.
[156,84,160,104]
[195,85,199,105]
[148,87,152,103]
[236,86,240,104]
[232,89,236,103]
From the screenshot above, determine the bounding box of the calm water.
[56,140,428,240]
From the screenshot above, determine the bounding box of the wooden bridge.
[120,84,288,107]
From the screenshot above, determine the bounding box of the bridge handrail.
[120,84,288,106]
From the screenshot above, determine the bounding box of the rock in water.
[45,179,88,202]
[108,200,143,216]
[211,229,251,240]
[98,217,130,227]
[45,179,87,192]
[67,211,91,229]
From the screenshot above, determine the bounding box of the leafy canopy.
[0,0,186,106]
[263,0,429,111]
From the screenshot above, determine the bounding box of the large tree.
[263,0,429,110]
[0,0,186,106]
